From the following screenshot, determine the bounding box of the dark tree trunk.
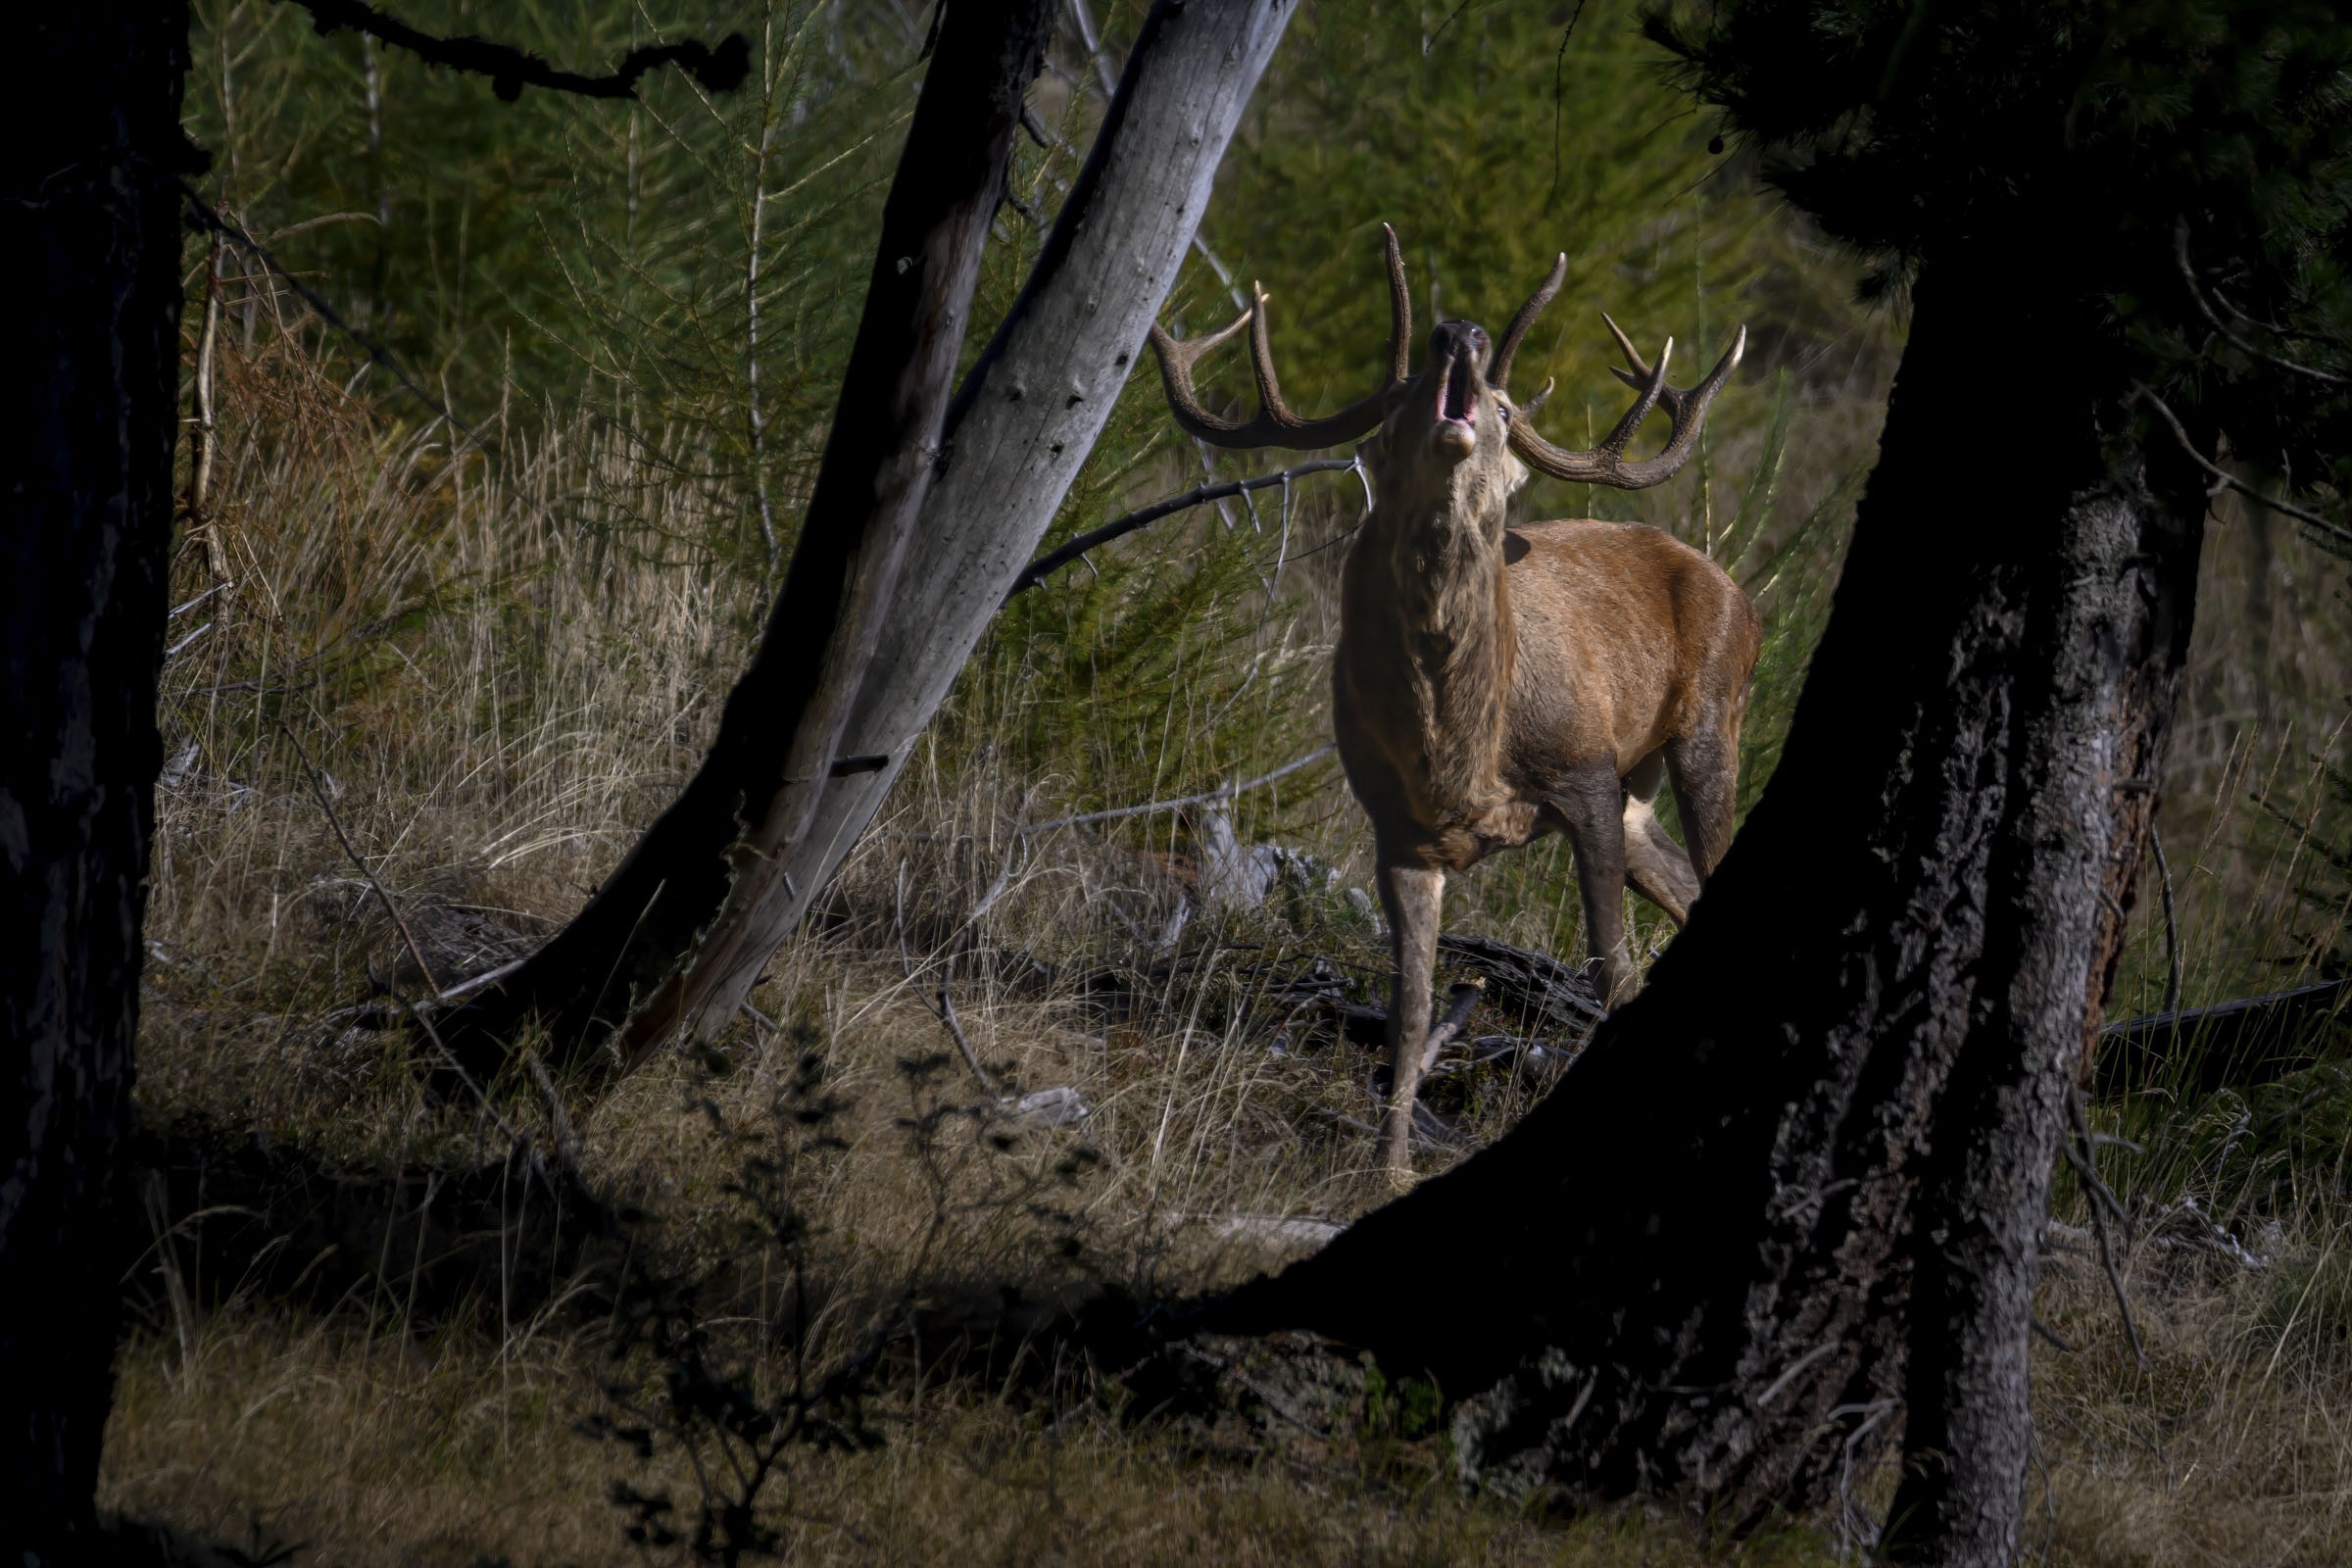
[0,7,192,1559]
[448,0,1297,1077]
[443,0,1059,1078]
[1209,250,2204,1562]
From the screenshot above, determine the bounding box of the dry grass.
[2029,1196,2352,1567]
[105,1308,1858,1568]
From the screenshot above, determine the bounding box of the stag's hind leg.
[1551,762,1640,1007]
[1665,710,1742,882]
[1376,857,1445,1184]
[1620,750,1701,925]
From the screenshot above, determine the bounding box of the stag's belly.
[1501,519,1728,782]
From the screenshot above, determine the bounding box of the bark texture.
[451,0,1298,1074]
[1207,252,2203,1561]
[444,0,1058,1076]
[0,7,191,1557]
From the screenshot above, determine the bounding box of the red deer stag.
[1150,226,1758,1181]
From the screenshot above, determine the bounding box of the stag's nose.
[1428,319,1491,370]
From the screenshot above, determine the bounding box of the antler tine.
[1493,252,1567,392]
[1600,311,1649,380]
[1381,222,1412,385]
[1594,340,1673,457]
[1148,308,1259,442]
[1607,318,1748,422]
[1146,225,1415,451]
[1508,318,1747,489]
[1244,282,1294,426]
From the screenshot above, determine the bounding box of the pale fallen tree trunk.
[448,0,1298,1078]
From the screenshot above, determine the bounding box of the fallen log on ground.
[2094,976,2352,1095]
[1434,934,1605,1034]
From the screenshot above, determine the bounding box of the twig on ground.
[895,859,1001,1097]
[2067,1084,2148,1367]
[282,727,442,1009]
[1832,1397,1897,1564]
[281,724,513,1132]
[169,582,235,620]
[434,955,527,1004]
[521,1049,581,1181]
[933,980,997,1098]
[1016,747,1335,836]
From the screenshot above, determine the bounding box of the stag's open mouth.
[1440,349,1479,426]
[1428,347,1480,460]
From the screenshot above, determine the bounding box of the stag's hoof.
[1592,953,1642,1010]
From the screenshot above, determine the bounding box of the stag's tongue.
[1442,351,1478,423]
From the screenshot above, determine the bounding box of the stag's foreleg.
[1376,857,1445,1183]
[1554,763,1640,1006]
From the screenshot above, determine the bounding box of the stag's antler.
[1498,260,1746,489]
[1491,251,1567,404]
[1150,223,1413,450]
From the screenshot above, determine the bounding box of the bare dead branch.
[1417,979,1486,1073]
[1006,459,1357,601]
[282,726,441,1003]
[2176,220,2344,385]
[2134,383,2352,547]
[2097,975,2352,1093]
[183,190,471,441]
[2151,825,2182,1016]
[283,0,749,102]
[933,980,996,1097]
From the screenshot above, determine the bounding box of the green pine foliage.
[186,0,910,574]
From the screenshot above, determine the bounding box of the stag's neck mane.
[1345,466,1519,813]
